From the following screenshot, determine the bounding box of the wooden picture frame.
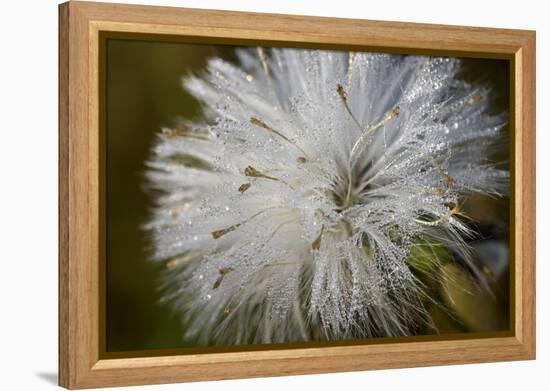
[59,1,536,389]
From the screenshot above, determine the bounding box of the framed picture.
[59,1,536,389]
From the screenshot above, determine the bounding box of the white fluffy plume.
[145,48,508,345]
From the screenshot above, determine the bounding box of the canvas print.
[106,40,510,352]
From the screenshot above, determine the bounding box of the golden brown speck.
[213,267,234,289]
[238,183,251,193]
[311,226,324,250]
[211,224,241,239]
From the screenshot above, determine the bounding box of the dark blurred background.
[106,40,235,352]
[106,39,510,352]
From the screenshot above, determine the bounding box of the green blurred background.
[106,39,510,352]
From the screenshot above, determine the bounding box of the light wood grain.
[58,3,70,387]
[59,1,536,389]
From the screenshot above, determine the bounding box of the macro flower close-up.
[145,48,509,345]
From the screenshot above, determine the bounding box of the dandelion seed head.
[146,48,508,345]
